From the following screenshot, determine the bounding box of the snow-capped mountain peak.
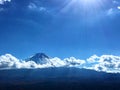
[27,53,51,64]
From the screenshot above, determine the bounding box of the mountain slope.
[26,53,51,64]
[0,67,120,90]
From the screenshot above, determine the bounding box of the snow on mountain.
[27,53,51,64]
[26,53,85,67]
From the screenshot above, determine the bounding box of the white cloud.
[1,54,120,73]
[50,57,66,67]
[87,55,99,63]
[28,3,47,12]
[106,7,120,17]
[64,57,85,67]
[0,54,52,69]
[106,0,120,16]
[28,3,37,10]
[117,6,120,9]
[0,54,85,69]
[86,55,120,73]
[0,0,11,4]
[0,8,4,12]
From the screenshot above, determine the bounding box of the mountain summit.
[27,53,51,64]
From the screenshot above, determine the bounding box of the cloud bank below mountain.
[0,53,120,73]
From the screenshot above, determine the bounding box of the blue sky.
[0,0,120,59]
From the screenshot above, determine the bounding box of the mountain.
[0,67,120,90]
[26,53,67,67]
[26,53,51,64]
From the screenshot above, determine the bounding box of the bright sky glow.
[80,0,98,4]
[72,0,103,6]
[61,0,107,15]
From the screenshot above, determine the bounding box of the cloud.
[28,3,47,12]
[113,0,118,4]
[0,54,120,73]
[106,0,120,16]
[64,57,86,67]
[0,54,52,69]
[87,55,99,63]
[106,7,120,17]
[86,55,120,73]
[117,6,120,9]
[107,8,114,15]
[0,54,85,69]
[0,0,11,4]
[50,57,66,67]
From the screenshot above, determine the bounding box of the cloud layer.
[0,54,86,69]
[0,54,120,73]
[86,55,120,73]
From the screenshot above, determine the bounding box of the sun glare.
[61,0,106,14]
[79,0,100,7]
[82,0,97,4]
[64,0,103,8]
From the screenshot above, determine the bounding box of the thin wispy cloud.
[105,0,120,17]
[106,7,120,17]
[28,3,47,12]
[0,0,11,4]
[107,8,114,15]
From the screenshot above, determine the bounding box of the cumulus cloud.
[0,0,11,4]
[50,57,66,67]
[86,55,120,73]
[64,57,86,67]
[87,55,99,63]
[0,54,53,69]
[1,54,120,73]
[0,54,85,69]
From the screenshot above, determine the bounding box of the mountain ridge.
[0,67,120,90]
